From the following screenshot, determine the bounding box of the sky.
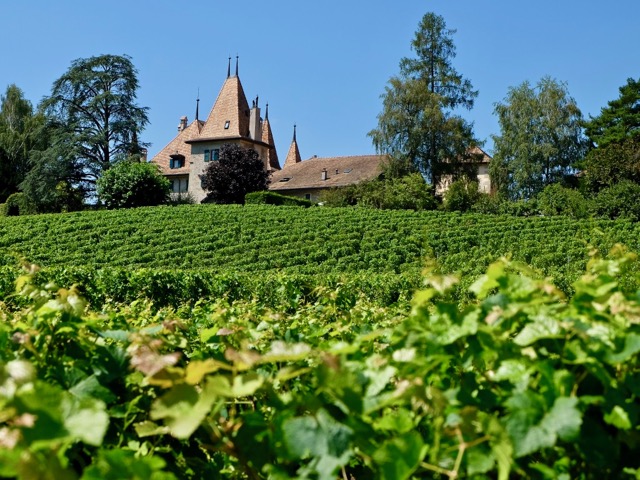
[2,1,639,162]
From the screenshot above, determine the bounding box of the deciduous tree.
[580,136,640,192]
[201,144,269,204]
[0,85,46,202]
[96,160,170,209]
[490,77,587,200]
[369,12,479,186]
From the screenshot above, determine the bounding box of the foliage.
[1,247,640,478]
[202,144,269,204]
[368,12,478,186]
[471,193,503,214]
[0,205,639,305]
[320,173,438,210]
[583,77,640,148]
[97,160,171,209]
[491,76,588,199]
[167,192,196,206]
[34,54,149,198]
[3,192,37,216]
[536,183,592,218]
[442,178,481,212]
[580,136,640,192]
[244,191,312,207]
[593,180,640,221]
[0,85,47,203]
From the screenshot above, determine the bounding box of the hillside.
[1,204,639,308]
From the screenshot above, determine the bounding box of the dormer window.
[169,154,185,169]
[279,177,291,182]
[224,120,230,129]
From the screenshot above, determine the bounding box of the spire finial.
[293,124,297,142]
[235,55,239,76]
[227,57,231,78]
[195,89,200,121]
[265,102,269,120]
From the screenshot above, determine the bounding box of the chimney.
[249,96,262,141]
[321,168,328,181]
[178,116,188,132]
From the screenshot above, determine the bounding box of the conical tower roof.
[197,62,250,140]
[283,125,302,169]
[261,104,280,170]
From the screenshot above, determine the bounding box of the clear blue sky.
[2,1,639,162]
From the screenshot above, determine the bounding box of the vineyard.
[0,205,639,305]
[1,205,640,478]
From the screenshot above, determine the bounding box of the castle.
[150,58,386,203]
[151,59,490,202]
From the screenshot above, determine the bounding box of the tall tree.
[0,85,45,202]
[583,77,640,148]
[369,12,479,185]
[490,77,587,200]
[580,136,640,192]
[202,144,269,204]
[34,54,149,196]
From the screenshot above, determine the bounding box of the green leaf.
[184,359,223,385]
[150,382,218,439]
[134,420,170,437]
[505,394,581,457]
[604,405,632,430]
[605,333,640,364]
[372,431,425,480]
[63,395,110,446]
[373,408,415,434]
[469,262,504,299]
[513,313,562,346]
[466,444,495,476]
[69,375,116,403]
[80,449,177,480]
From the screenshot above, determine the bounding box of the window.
[224,120,230,129]
[213,149,220,161]
[169,180,175,192]
[169,157,185,169]
[305,194,311,200]
[204,150,211,162]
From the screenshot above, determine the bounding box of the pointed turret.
[261,103,280,171]
[197,58,251,140]
[283,124,302,168]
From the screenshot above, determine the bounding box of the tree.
[97,160,170,209]
[35,54,149,197]
[593,180,640,221]
[442,178,481,212]
[490,77,587,200]
[0,85,46,202]
[369,12,479,186]
[201,144,269,204]
[580,136,640,192]
[583,77,640,148]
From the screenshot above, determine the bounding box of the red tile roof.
[196,76,250,141]
[269,155,386,191]
[150,120,204,175]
